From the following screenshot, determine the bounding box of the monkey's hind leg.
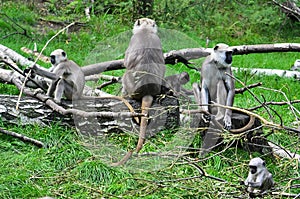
[54,79,65,103]
[215,81,226,122]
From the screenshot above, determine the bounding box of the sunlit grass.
[0,1,299,198]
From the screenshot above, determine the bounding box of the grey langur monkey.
[31,49,85,103]
[193,43,235,130]
[162,72,193,97]
[114,18,165,166]
[244,157,274,194]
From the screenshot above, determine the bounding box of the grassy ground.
[0,1,299,198]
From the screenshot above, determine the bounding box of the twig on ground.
[0,127,44,147]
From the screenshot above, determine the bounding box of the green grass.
[0,1,299,198]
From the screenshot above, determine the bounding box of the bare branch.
[0,12,31,40]
[0,43,43,68]
[235,82,263,94]
[248,100,300,111]
[0,127,44,148]
[272,0,300,21]
[210,102,300,134]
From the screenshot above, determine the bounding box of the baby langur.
[194,43,235,130]
[162,72,193,97]
[31,49,85,103]
[115,18,165,166]
[244,157,274,194]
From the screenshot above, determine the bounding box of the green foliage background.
[0,0,299,198]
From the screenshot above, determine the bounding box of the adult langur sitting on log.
[193,43,254,133]
[112,18,166,166]
[194,43,235,129]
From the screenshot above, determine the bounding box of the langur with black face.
[113,18,165,166]
[194,43,235,130]
[244,157,274,195]
[31,49,85,103]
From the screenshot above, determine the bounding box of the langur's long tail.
[136,95,153,152]
[111,95,153,166]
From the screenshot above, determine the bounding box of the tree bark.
[0,44,43,68]
[0,94,179,137]
[231,67,300,79]
[232,43,300,55]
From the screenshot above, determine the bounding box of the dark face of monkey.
[50,55,56,65]
[179,72,190,85]
[50,50,66,65]
[249,160,265,174]
[225,51,233,65]
[249,165,257,174]
[212,44,233,67]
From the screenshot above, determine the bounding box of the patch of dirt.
[35,19,86,35]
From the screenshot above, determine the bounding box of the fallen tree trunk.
[0,43,43,68]
[81,43,300,74]
[232,67,300,79]
[232,43,300,55]
[0,94,179,136]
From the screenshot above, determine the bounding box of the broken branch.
[0,127,44,148]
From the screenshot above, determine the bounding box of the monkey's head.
[133,18,157,34]
[179,72,190,85]
[50,49,67,66]
[248,157,266,175]
[211,43,233,68]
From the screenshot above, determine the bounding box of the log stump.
[0,94,179,137]
[192,111,270,154]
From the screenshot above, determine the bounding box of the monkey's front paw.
[33,88,44,95]
[240,180,246,185]
[54,98,61,104]
[201,113,211,123]
[223,116,232,130]
[24,67,36,78]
